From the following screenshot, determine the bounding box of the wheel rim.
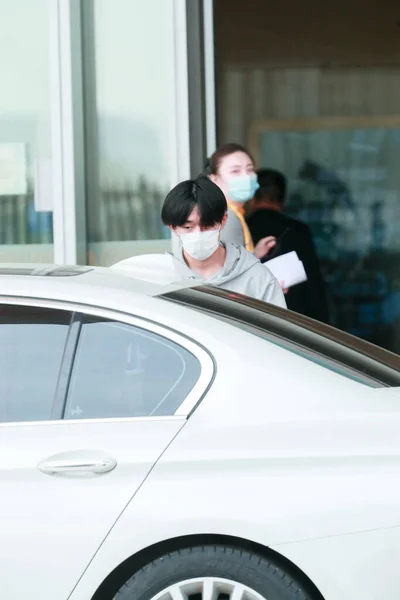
[151,577,267,600]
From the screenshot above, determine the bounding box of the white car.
[0,263,399,600]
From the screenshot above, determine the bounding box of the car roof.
[1,264,398,388]
[0,262,195,302]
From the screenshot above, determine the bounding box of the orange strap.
[228,202,254,253]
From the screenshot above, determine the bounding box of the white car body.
[0,264,399,600]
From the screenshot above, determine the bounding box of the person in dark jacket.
[246,168,330,323]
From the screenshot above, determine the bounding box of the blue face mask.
[227,174,260,203]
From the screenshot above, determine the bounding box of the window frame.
[0,296,215,425]
[63,312,206,420]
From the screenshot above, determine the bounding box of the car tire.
[114,545,317,600]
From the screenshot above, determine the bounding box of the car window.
[214,313,378,386]
[162,286,400,388]
[64,316,201,419]
[0,304,71,422]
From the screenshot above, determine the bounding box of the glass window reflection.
[83,0,174,266]
[0,0,53,261]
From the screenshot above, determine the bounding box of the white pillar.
[203,0,217,156]
[50,0,86,265]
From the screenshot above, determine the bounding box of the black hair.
[161,175,227,228]
[204,143,255,176]
[255,168,287,204]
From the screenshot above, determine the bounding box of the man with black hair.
[161,175,286,307]
[246,168,329,323]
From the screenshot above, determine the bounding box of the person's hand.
[280,281,289,295]
[254,236,276,260]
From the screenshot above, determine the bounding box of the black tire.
[115,545,317,600]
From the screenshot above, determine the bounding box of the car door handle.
[38,454,117,475]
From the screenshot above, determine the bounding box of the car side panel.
[68,334,400,600]
[273,527,400,600]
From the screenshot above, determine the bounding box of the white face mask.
[179,229,220,261]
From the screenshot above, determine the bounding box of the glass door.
[81,0,190,266]
[0,0,54,263]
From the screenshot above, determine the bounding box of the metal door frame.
[50,0,215,265]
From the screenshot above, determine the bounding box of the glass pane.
[257,122,400,355]
[83,0,173,267]
[0,305,71,422]
[65,318,201,419]
[0,0,53,262]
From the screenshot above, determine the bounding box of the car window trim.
[52,312,82,419]
[0,415,185,429]
[0,296,215,420]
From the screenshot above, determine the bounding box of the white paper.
[264,251,307,289]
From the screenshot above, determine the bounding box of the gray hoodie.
[170,243,287,308]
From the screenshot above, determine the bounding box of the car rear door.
[0,299,212,600]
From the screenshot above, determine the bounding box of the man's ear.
[220,212,228,230]
[209,173,217,184]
